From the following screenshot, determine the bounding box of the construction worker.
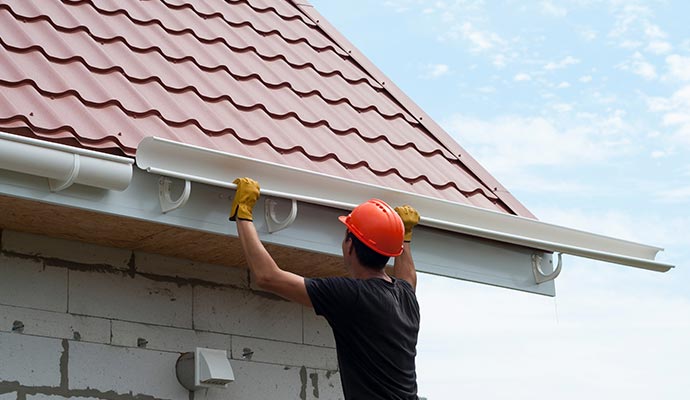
[230,177,421,400]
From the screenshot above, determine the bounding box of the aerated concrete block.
[0,332,63,387]
[69,269,193,328]
[27,396,100,400]
[232,336,337,370]
[69,341,188,400]
[194,286,302,343]
[135,251,248,288]
[0,305,110,343]
[2,230,131,270]
[111,320,231,354]
[198,361,343,400]
[0,254,67,312]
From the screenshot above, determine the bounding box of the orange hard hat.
[338,199,404,257]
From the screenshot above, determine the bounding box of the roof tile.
[0,0,530,216]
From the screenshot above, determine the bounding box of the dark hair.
[347,232,390,270]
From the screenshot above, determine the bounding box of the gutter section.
[0,131,133,191]
[136,137,674,273]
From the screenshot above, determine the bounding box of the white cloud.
[656,186,690,203]
[646,40,672,54]
[556,81,571,89]
[620,39,643,49]
[440,10,454,23]
[450,22,505,52]
[420,63,451,79]
[608,4,673,56]
[666,54,690,81]
[544,56,580,70]
[579,75,593,83]
[552,103,573,112]
[619,52,657,80]
[593,90,617,104]
[609,3,651,39]
[650,149,666,158]
[492,54,507,68]
[647,85,690,147]
[578,27,598,41]
[514,72,531,81]
[442,113,633,182]
[540,1,567,17]
[644,23,667,40]
[633,59,658,79]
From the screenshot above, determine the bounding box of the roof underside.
[0,0,533,217]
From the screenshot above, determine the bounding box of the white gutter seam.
[135,136,674,273]
[0,131,133,191]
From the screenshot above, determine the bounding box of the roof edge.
[135,136,673,273]
[291,1,535,219]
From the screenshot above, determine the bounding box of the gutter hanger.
[136,137,674,273]
[0,131,133,191]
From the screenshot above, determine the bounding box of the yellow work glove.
[229,177,260,221]
[394,205,420,242]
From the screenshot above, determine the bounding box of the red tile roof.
[0,0,534,217]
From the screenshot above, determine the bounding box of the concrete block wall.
[0,230,341,400]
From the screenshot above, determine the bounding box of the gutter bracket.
[532,252,563,284]
[49,154,80,192]
[265,197,298,233]
[159,177,191,213]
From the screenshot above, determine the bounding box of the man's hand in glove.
[229,177,260,221]
[394,205,420,242]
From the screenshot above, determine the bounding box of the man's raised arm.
[394,205,420,291]
[230,178,312,307]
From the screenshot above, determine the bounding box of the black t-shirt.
[305,276,420,400]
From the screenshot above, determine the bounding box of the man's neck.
[350,264,391,282]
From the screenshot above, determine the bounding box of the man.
[230,177,420,400]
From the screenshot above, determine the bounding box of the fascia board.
[136,137,674,273]
[0,165,557,296]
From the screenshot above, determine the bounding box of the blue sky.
[310,1,689,398]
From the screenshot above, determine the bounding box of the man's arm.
[394,242,417,290]
[394,205,420,291]
[236,220,312,307]
[229,177,311,307]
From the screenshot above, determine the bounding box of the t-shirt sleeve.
[305,277,360,326]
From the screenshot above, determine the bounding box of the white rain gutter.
[0,131,133,191]
[136,136,674,273]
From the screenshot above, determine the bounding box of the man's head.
[338,199,404,270]
[343,230,390,270]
